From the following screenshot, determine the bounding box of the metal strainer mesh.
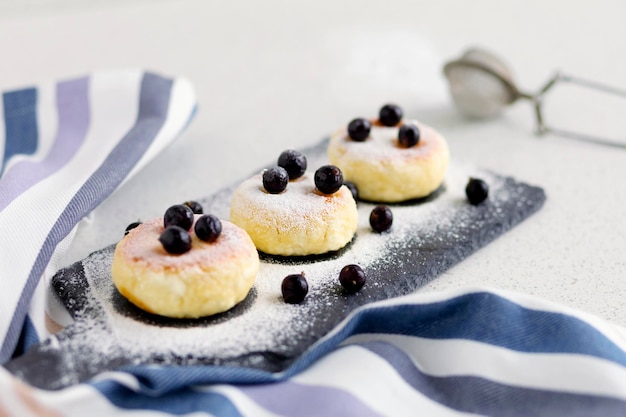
[444,48,626,149]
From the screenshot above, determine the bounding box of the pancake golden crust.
[229,173,358,256]
[111,217,259,318]
[328,120,450,202]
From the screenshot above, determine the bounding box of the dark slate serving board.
[5,139,545,390]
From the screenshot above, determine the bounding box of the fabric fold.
[0,70,197,363]
[1,287,624,416]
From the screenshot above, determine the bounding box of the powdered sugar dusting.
[231,173,351,232]
[118,217,254,269]
[331,120,445,161]
[29,140,544,389]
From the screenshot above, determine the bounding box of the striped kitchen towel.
[0,70,196,364]
[0,287,625,416]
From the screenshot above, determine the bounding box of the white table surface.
[1,0,624,326]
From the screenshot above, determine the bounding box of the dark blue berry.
[184,200,203,214]
[466,178,489,205]
[278,149,307,180]
[347,118,371,141]
[339,264,366,294]
[370,205,393,232]
[164,204,194,231]
[263,166,289,194]
[343,181,359,201]
[398,123,420,147]
[124,221,142,236]
[314,165,343,195]
[281,273,308,304]
[159,226,192,254]
[195,214,222,242]
[379,104,403,126]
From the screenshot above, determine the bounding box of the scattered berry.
[184,200,204,214]
[281,273,309,304]
[347,118,371,141]
[195,214,222,242]
[164,204,194,231]
[314,165,343,194]
[466,178,489,205]
[398,123,420,147]
[379,104,403,126]
[124,221,142,236]
[370,205,393,232]
[339,264,366,294]
[343,181,359,201]
[159,226,192,254]
[263,166,289,194]
[278,149,307,180]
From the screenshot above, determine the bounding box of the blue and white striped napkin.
[0,288,625,415]
[1,72,625,416]
[0,70,196,363]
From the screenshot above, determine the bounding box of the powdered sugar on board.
[6,139,545,389]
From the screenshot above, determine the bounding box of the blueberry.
[339,264,366,294]
[347,118,371,141]
[466,178,489,205]
[159,226,192,254]
[184,200,204,214]
[124,221,142,236]
[379,104,403,126]
[314,165,343,194]
[263,166,289,194]
[164,204,194,231]
[278,149,307,180]
[343,181,359,201]
[398,123,420,148]
[195,214,222,242]
[370,205,393,232]
[281,273,309,304]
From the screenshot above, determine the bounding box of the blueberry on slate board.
[370,205,393,232]
[282,273,309,304]
[339,264,366,294]
[466,178,489,205]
